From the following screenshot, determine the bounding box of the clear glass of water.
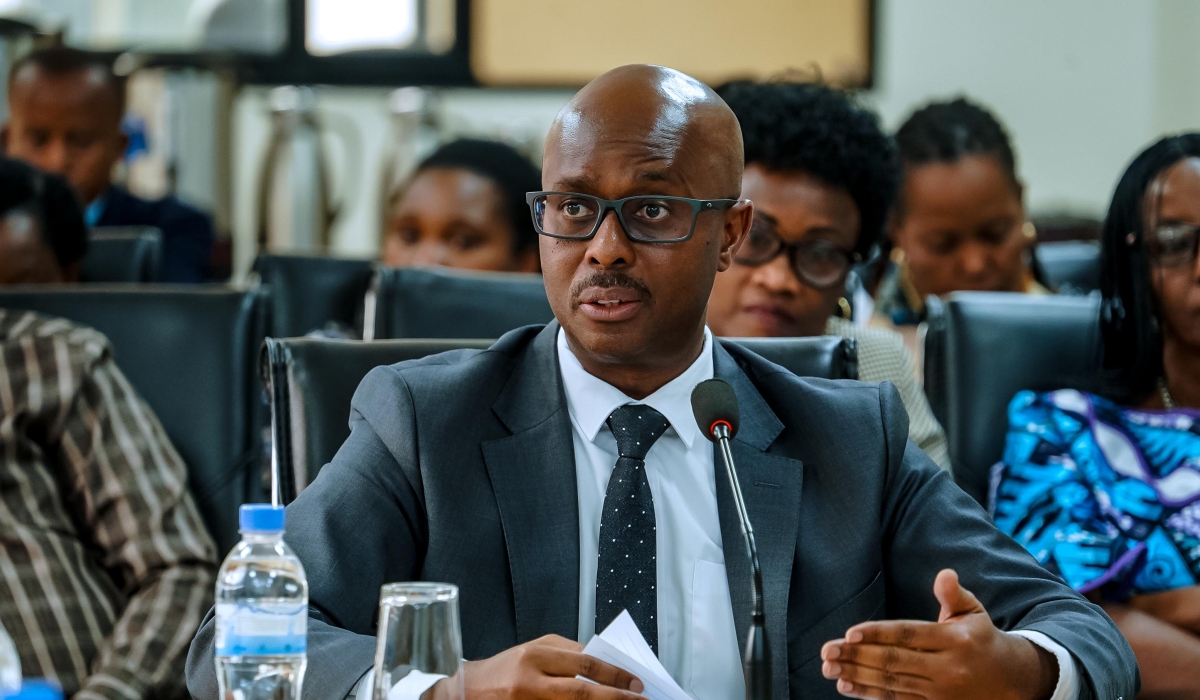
[373,583,464,700]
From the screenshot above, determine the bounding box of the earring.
[1023,221,1037,242]
[837,297,853,319]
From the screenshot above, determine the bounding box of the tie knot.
[606,404,670,461]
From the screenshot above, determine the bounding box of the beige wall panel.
[472,0,871,86]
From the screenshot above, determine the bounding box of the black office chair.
[81,227,163,283]
[0,285,268,552]
[366,267,554,340]
[732,336,858,382]
[252,254,375,338]
[263,334,858,504]
[1035,241,1101,294]
[924,292,1101,505]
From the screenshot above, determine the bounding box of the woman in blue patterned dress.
[992,134,1200,697]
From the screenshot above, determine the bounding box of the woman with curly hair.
[707,79,948,467]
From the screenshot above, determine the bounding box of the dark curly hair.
[716,80,898,259]
[895,97,1018,191]
[0,157,87,268]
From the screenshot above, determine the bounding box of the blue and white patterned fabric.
[992,389,1200,599]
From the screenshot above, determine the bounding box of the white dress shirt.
[355,326,1081,700]
[560,327,744,700]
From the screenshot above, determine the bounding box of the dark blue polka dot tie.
[596,403,670,654]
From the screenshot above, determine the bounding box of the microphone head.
[691,378,740,442]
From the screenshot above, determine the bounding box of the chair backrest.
[81,227,163,283]
[1035,240,1102,294]
[262,338,494,503]
[731,336,858,382]
[925,292,1102,505]
[252,254,375,338]
[0,285,268,552]
[367,267,554,340]
[263,334,858,504]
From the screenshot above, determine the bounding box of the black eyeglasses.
[527,191,738,243]
[1145,224,1200,268]
[734,218,860,290]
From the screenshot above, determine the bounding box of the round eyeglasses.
[527,192,737,243]
[734,218,860,290]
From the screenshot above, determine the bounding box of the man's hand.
[430,634,646,700]
[819,569,1059,700]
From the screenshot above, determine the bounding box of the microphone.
[691,379,770,700]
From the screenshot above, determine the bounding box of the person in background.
[2,47,214,283]
[708,80,948,468]
[381,138,542,273]
[992,134,1200,698]
[876,97,1047,364]
[0,158,87,285]
[0,153,218,698]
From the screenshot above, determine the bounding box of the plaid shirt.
[0,310,216,699]
[826,317,950,469]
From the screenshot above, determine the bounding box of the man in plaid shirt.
[0,157,216,698]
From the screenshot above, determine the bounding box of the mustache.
[570,272,652,306]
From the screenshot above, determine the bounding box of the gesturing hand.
[819,569,1059,700]
[432,634,646,700]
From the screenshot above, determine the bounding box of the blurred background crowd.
[1,0,1199,698]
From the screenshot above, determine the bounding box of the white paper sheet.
[581,611,694,700]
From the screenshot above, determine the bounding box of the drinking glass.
[373,583,464,700]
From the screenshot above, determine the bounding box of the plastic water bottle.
[215,505,308,700]
[0,620,20,695]
[2,680,62,700]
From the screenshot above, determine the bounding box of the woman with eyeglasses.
[992,134,1200,697]
[874,98,1048,366]
[706,80,948,467]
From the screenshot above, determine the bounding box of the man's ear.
[717,199,753,273]
[113,130,130,162]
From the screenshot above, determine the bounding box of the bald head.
[537,64,754,398]
[545,65,743,198]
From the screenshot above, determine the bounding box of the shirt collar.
[557,327,714,449]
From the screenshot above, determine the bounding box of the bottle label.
[215,602,307,657]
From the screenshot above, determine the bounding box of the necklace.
[1158,377,1177,410]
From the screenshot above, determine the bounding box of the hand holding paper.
[582,611,694,700]
[443,633,644,700]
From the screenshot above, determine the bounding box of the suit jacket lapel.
[714,341,804,697]
[482,322,580,642]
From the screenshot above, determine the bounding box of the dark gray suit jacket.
[186,323,1138,700]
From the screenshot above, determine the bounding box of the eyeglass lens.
[736,219,851,289]
[1148,224,1200,267]
[533,194,695,241]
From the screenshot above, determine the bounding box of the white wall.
[230,86,573,277]
[228,0,1200,278]
[866,0,1200,215]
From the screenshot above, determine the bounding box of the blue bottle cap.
[3,680,64,700]
[239,504,285,533]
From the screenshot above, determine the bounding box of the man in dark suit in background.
[3,47,213,283]
[187,64,1138,700]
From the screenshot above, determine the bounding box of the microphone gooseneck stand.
[711,421,771,700]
